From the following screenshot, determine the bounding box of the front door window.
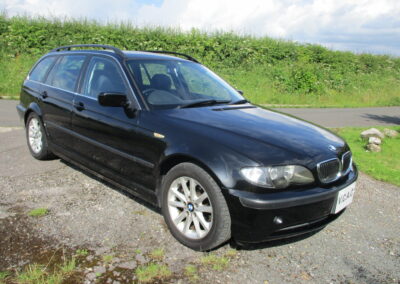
[82,56,128,98]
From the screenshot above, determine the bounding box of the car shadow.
[362,114,400,125]
[60,159,161,215]
[230,230,322,251]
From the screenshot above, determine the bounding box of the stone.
[113,271,121,277]
[111,257,120,263]
[383,128,399,138]
[117,261,137,270]
[361,128,384,139]
[368,137,381,145]
[366,143,381,152]
[93,266,106,275]
[135,254,146,263]
[86,272,96,281]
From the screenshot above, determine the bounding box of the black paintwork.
[17,48,358,243]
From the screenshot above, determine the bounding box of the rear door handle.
[40,91,48,99]
[73,101,85,111]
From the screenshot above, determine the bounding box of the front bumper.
[224,165,358,243]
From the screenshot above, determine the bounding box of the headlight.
[240,165,314,189]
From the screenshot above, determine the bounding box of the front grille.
[317,151,352,184]
[341,151,352,174]
[317,158,341,183]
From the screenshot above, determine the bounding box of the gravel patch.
[0,128,399,283]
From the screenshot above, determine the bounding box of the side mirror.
[237,90,244,95]
[98,92,128,107]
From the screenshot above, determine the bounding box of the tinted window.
[82,56,128,98]
[29,56,56,82]
[46,55,86,92]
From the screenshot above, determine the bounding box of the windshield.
[127,59,244,109]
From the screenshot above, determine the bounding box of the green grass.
[148,248,165,261]
[14,256,77,284]
[102,255,113,263]
[199,253,230,271]
[75,249,89,257]
[135,263,172,283]
[336,126,400,186]
[28,208,49,217]
[0,13,399,107]
[184,264,199,282]
[0,271,10,280]
[219,65,400,107]
[224,249,238,258]
[58,257,77,274]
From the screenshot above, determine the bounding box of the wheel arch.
[156,154,225,207]
[24,102,43,125]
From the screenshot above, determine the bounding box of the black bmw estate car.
[17,44,357,251]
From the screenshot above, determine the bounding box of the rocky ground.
[0,127,399,283]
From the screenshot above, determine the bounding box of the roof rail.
[51,44,125,58]
[143,50,200,63]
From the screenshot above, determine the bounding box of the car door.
[41,54,87,152]
[71,55,156,198]
[22,55,57,110]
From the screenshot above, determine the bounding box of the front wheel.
[161,163,231,251]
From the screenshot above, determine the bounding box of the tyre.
[25,112,55,160]
[161,162,231,251]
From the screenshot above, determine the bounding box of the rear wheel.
[26,112,55,160]
[161,162,231,251]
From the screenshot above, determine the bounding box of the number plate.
[332,182,356,214]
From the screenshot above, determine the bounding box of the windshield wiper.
[179,99,231,109]
[229,99,248,105]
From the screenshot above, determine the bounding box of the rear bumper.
[225,165,358,243]
[16,103,26,121]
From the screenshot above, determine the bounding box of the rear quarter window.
[29,56,56,82]
[46,55,86,92]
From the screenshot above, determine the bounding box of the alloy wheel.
[167,176,213,239]
[28,117,43,154]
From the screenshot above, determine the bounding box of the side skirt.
[50,143,159,207]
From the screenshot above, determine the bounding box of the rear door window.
[29,56,56,82]
[46,55,86,92]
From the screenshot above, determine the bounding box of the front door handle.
[73,101,85,111]
[40,91,48,99]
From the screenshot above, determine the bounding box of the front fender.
[161,142,259,189]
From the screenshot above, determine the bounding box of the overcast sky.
[2,0,400,56]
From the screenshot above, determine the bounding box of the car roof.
[46,49,191,62]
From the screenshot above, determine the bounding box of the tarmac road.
[274,106,400,127]
[2,99,399,128]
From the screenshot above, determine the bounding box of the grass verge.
[1,14,399,107]
[336,126,400,186]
